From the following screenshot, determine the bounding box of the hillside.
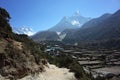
[0,7,48,79]
[31,31,59,42]
[59,29,77,41]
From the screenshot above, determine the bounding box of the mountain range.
[63,9,120,43]
[31,11,91,41]
[31,9,120,45]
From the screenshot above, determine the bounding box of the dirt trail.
[19,64,76,80]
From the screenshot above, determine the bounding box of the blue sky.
[0,0,120,32]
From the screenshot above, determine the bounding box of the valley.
[44,42,120,80]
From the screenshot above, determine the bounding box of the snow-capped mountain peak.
[73,10,81,16]
[49,11,91,32]
[12,27,35,36]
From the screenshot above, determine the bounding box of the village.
[45,44,120,80]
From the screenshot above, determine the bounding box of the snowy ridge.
[12,27,35,36]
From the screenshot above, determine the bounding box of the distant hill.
[31,31,59,42]
[49,11,91,32]
[63,9,120,44]
[81,13,111,29]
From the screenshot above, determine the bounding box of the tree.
[0,7,11,21]
[0,7,12,37]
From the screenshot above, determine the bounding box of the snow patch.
[71,20,81,26]
[56,32,61,35]
[59,33,66,41]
